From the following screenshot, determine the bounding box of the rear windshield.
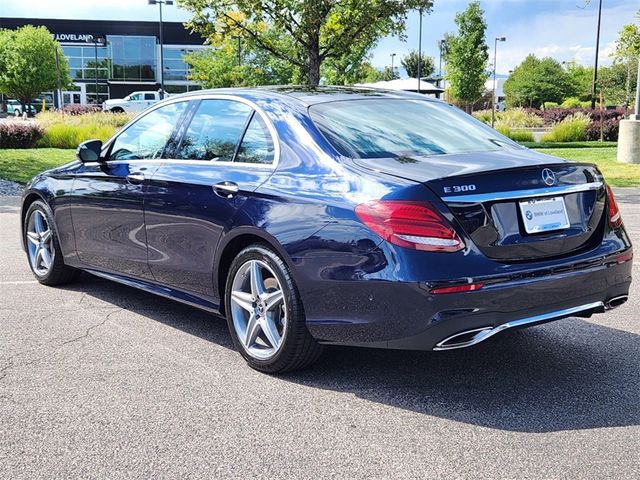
[309,99,520,159]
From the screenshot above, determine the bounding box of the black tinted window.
[310,99,519,158]
[109,101,187,160]
[236,114,275,164]
[177,100,252,161]
[144,93,156,100]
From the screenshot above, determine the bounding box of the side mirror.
[76,139,103,162]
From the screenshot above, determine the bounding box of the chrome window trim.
[441,181,603,203]
[102,93,281,170]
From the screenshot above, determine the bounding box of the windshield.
[309,99,520,159]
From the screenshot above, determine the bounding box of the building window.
[162,47,193,82]
[108,35,156,82]
[62,45,109,81]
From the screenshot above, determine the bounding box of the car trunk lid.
[352,150,606,262]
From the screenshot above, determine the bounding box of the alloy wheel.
[230,259,286,360]
[26,209,55,276]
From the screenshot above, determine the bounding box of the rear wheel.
[24,200,79,285]
[225,244,322,373]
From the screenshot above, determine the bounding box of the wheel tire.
[14,109,20,117]
[225,244,323,373]
[111,107,125,113]
[23,200,79,286]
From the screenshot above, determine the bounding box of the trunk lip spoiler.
[442,181,603,204]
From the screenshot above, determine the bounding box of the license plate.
[518,197,570,234]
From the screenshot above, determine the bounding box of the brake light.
[355,200,465,252]
[606,185,623,229]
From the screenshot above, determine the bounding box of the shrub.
[496,126,535,142]
[561,97,591,109]
[0,121,45,148]
[37,123,116,149]
[543,102,559,110]
[37,111,133,129]
[495,107,544,128]
[541,113,590,142]
[586,119,620,142]
[472,109,492,124]
[34,111,133,148]
[61,104,102,115]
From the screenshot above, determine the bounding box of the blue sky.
[1,0,637,75]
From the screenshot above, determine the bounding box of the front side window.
[177,100,252,161]
[129,93,142,101]
[236,114,275,164]
[109,101,187,160]
[310,99,520,159]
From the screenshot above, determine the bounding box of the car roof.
[175,85,440,108]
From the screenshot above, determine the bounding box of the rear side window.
[177,100,252,161]
[109,101,187,160]
[236,114,275,164]
[144,93,156,100]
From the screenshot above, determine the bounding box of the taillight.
[606,185,623,229]
[354,200,465,252]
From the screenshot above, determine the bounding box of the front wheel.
[225,244,323,373]
[24,200,79,285]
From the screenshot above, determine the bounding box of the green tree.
[400,50,435,78]
[177,0,434,87]
[503,54,574,108]
[611,11,640,111]
[565,62,593,101]
[186,37,295,88]
[598,62,637,107]
[0,26,70,111]
[444,1,489,112]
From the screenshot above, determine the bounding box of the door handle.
[126,172,145,185]
[213,181,239,198]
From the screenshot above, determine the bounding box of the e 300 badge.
[443,184,477,194]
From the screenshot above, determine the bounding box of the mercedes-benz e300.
[21,87,632,372]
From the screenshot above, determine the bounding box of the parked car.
[5,100,37,117]
[102,91,165,113]
[21,87,632,373]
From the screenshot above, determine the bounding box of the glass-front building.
[0,17,206,106]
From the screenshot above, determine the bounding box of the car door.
[144,92,157,108]
[144,97,277,299]
[70,100,189,279]
[127,92,146,112]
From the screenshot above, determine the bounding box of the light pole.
[148,0,173,99]
[491,36,506,128]
[417,8,423,93]
[92,35,105,105]
[590,0,603,110]
[390,53,396,79]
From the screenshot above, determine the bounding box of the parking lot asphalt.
[1,193,639,479]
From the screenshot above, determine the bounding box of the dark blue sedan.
[21,87,632,372]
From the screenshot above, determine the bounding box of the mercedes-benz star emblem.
[541,168,556,186]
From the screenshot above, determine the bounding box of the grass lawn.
[533,147,640,187]
[0,148,76,185]
[0,146,638,188]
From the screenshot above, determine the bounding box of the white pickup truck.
[102,91,166,113]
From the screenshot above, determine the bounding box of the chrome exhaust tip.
[605,295,628,310]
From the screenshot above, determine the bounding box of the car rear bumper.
[304,251,632,351]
